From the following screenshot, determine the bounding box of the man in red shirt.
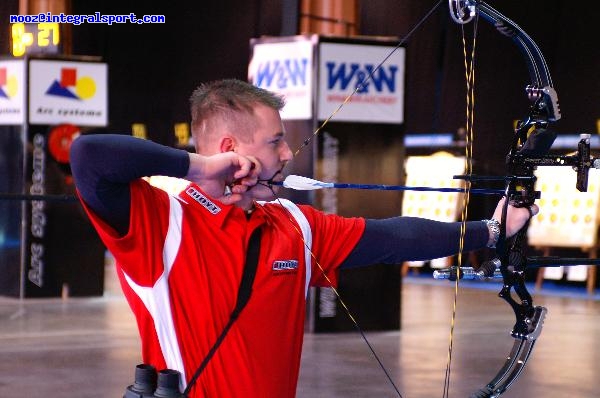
[70,79,536,397]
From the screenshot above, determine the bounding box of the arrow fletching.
[282,175,333,190]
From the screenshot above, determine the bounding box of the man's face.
[234,103,293,200]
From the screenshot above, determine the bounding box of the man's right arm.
[70,134,190,235]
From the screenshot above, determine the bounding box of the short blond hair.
[189,79,285,152]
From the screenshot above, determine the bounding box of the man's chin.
[251,184,279,201]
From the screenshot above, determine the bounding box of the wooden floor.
[1,269,598,397]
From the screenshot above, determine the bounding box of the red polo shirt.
[81,179,365,397]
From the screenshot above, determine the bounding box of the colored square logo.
[0,68,6,86]
[60,68,76,87]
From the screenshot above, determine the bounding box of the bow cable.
[442,12,479,398]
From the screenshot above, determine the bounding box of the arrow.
[274,174,506,195]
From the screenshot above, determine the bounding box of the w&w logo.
[254,58,309,89]
[326,62,398,93]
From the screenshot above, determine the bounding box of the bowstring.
[262,2,447,396]
[442,13,478,398]
[256,192,403,397]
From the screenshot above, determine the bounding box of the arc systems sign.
[0,60,26,125]
[29,59,108,127]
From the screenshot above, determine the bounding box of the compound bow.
[439,1,597,397]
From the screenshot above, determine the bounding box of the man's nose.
[280,141,293,162]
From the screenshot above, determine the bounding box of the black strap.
[183,227,262,396]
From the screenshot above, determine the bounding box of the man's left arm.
[341,217,489,268]
[341,199,537,268]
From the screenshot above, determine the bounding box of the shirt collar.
[179,183,269,229]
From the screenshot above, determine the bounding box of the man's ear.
[219,136,236,153]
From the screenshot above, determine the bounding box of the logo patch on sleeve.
[185,187,221,214]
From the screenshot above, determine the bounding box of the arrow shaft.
[274,180,505,195]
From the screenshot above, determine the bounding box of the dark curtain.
[50,0,597,160]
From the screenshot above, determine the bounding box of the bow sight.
[439,1,599,398]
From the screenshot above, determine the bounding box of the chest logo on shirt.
[185,187,221,214]
[272,259,299,275]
